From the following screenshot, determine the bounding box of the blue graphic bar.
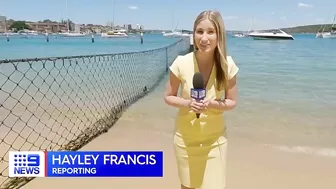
[46,151,163,177]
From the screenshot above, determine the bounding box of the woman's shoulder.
[183,51,195,59]
[226,56,235,65]
[176,51,194,62]
[172,52,194,67]
[226,56,239,79]
[169,52,195,79]
[226,55,239,68]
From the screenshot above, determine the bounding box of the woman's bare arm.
[164,72,190,108]
[209,75,238,111]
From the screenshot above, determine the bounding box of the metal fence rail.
[0,38,190,189]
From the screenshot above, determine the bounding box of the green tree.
[10,21,30,31]
[60,19,74,30]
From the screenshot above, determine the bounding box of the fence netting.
[0,38,190,189]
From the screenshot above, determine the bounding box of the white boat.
[319,15,336,39]
[59,32,87,37]
[163,30,183,37]
[232,32,248,38]
[316,32,323,38]
[316,24,325,38]
[18,29,39,35]
[248,29,294,40]
[101,30,128,38]
[321,31,336,38]
[181,33,191,37]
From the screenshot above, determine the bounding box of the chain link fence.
[0,38,190,189]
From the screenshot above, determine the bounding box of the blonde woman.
[164,10,239,189]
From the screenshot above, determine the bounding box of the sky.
[1,0,335,30]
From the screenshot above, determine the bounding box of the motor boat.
[59,32,87,37]
[162,30,183,37]
[232,32,248,38]
[101,30,128,38]
[248,29,294,40]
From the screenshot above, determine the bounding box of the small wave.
[264,144,336,158]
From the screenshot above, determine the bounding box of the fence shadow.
[0,38,191,189]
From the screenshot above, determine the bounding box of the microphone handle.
[195,97,203,118]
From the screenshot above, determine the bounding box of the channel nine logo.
[9,151,45,177]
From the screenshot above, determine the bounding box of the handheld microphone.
[191,72,206,118]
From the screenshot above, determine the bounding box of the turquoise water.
[228,34,336,112]
[0,34,181,60]
[1,33,336,156]
[224,34,335,151]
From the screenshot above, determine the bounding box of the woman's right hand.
[188,99,206,114]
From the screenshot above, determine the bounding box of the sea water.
[0,33,180,60]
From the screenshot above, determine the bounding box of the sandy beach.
[21,78,336,189]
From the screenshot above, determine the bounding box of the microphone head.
[193,72,205,89]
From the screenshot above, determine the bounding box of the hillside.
[280,24,334,34]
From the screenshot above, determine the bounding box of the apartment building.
[27,22,68,33]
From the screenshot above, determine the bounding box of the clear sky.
[1,0,335,30]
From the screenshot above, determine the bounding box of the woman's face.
[194,19,218,53]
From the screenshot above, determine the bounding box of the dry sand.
[21,90,336,189]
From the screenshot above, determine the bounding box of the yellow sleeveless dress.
[169,51,239,189]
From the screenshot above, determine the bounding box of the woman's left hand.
[200,99,211,109]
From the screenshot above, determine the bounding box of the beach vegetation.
[9,21,30,31]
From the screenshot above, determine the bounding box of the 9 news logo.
[9,151,45,177]
[190,89,206,100]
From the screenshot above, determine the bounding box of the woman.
[164,10,239,189]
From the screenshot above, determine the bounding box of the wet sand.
[22,82,336,189]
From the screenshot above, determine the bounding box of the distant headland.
[227,24,334,34]
[280,24,334,34]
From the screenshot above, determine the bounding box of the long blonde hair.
[193,10,229,91]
